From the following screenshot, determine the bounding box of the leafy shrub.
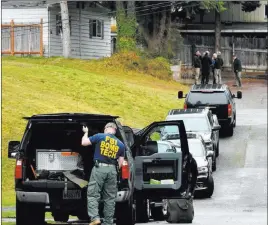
[99,52,172,80]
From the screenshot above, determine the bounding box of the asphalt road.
[139,79,267,225]
[3,78,267,225]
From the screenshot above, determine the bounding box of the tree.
[116,1,137,51]
[60,1,71,58]
[200,1,227,53]
[136,1,173,56]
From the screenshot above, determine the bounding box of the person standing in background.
[214,51,224,84]
[211,53,217,84]
[201,51,212,84]
[193,51,202,84]
[233,55,242,87]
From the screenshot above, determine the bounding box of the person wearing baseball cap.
[81,122,125,225]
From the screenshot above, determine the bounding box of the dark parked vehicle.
[8,113,136,225]
[178,84,242,136]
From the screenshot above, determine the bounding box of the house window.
[265,4,268,18]
[89,19,104,39]
[56,15,72,35]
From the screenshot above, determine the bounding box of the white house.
[2,0,113,59]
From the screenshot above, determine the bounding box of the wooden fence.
[177,44,267,72]
[1,19,43,56]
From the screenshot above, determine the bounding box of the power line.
[1,1,176,29]
[2,2,200,39]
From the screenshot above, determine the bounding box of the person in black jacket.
[201,51,212,84]
[214,51,224,84]
[233,55,242,87]
[193,51,202,84]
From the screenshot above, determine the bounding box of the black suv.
[8,113,136,225]
[178,84,242,136]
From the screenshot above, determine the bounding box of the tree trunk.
[147,9,171,56]
[60,1,71,58]
[215,10,221,53]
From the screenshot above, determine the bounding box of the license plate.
[63,190,81,199]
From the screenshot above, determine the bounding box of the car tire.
[135,196,149,223]
[216,141,219,158]
[116,196,135,225]
[53,211,69,222]
[203,175,214,198]
[16,198,45,225]
[212,156,217,172]
[227,125,234,137]
[233,114,236,128]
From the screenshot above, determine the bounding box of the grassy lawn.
[2,56,189,207]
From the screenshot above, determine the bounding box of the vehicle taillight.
[228,104,232,117]
[121,160,130,179]
[184,103,187,109]
[15,159,23,179]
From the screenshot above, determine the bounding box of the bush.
[99,52,172,80]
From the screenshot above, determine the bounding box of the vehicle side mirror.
[178,91,187,99]
[206,150,214,157]
[8,141,20,158]
[212,125,221,131]
[237,91,242,99]
[178,91,183,99]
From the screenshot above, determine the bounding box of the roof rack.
[168,108,207,115]
[191,84,227,91]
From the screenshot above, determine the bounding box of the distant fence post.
[10,20,15,56]
[40,18,43,56]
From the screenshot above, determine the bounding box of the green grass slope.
[2,56,188,206]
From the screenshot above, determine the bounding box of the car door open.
[132,120,189,199]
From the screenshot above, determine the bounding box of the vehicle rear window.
[187,92,228,105]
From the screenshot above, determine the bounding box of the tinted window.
[187,92,228,105]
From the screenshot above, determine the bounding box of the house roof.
[178,23,268,33]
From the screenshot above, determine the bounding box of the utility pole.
[60,1,71,58]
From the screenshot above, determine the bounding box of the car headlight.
[198,166,208,173]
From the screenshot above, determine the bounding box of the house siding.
[193,2,267,23]
[49,2,111,59]
[2,8,49,56]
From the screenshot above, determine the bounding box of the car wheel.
[151,199,168,221]
[135,196,149,223]
[53,211,69,222]
[233,114,236,128]
[212,156,217,172]
[216,141,219,157]
[77,213,89,221]
[116,196,135,225]
[227,125,234,137]
[16,198,45,225]
[203,175,214,198]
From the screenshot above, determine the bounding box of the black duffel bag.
[166,197,194,223]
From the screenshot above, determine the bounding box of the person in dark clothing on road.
[81,122,125,225]
[211,53,217,84]
[214,51,224,84]
[193,51,202,84]
[201,51,212,84]
[184,152,198,197]
[233,55,242,87]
